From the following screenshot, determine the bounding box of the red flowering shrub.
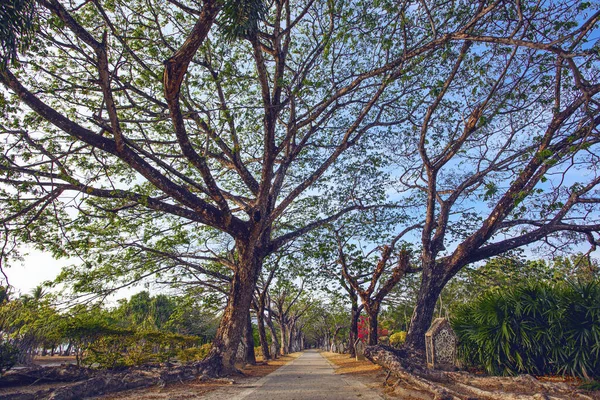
[357,315,388,343]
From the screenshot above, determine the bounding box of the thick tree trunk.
[278,318,288,355]
[244,310,256,365]
[286,320,296,353]
[265,313,280,359]
[204,241,263,375]
[366,303,380,346]
[349,304,361,357]
[404,270,445,353]
[367,313,378,346]
[255,306,271,360]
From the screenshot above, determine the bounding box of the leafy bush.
[83,329,133,369]
[389,331,407,348]
[177,343,212,363]
[81,328,202,368]
[0,341,20,375]
[452,280,600,378]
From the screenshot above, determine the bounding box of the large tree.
[0,0,443,373]
[380,2,600,352]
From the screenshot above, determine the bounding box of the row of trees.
[0,0,599,375]
[310,253,600,358]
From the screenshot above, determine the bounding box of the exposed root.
[364,345,593,400]
[0,360,224,400]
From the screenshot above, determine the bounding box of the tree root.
[0,360,225,400]
[364,345,593,400]
[0,365,96,387]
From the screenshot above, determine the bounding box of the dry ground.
[31,355,78,366]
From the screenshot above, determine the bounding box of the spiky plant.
[452,280,600,378]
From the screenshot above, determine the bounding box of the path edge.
[228,353,300,400]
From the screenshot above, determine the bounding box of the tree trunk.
[255,306,271,360]
[279,318,288,355]
[404,270,445,353]
[62,342,72,356]
[204,241,263,375]
[244,310,256,365]
[265,313,280,359]
[349,304,361,357]
[366,303,380,346]
[286,320,296,353]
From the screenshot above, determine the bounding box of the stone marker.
[355,340,366,361]
[425,318,457,370]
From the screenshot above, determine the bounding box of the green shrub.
[82,329,202,368]
[0,341,20,375]
[83,330,132,369]
[451,280,600,378]
[177,343,211,363]
[389,331,407,348]
[254,345,263,358]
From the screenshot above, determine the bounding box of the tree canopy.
[1,0,599,372]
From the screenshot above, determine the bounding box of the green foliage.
[0,290,216,369]
[0,294,60,364]
[177,343,212,363]
[83,329,201,368]
[0,340,20,375]
[218,0,266,41]
[0,0,37,68]
[253,345,263,359]
[580,380,600,391]
[389,331,406,347]
[452,280,600,378]
[83,329,133,369]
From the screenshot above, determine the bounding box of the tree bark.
[286,319,296,353]
[204,240,263,375]
[278,317,288,355]
[404,270,445,352]
[254,306,271,360]
[365,303,380,346]
[244,310,256,365]
[349,304,362,357]
[265,313,280,359]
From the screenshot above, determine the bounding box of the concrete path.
[229,349,383,400]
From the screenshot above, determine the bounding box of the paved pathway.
[229,349,383,400]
